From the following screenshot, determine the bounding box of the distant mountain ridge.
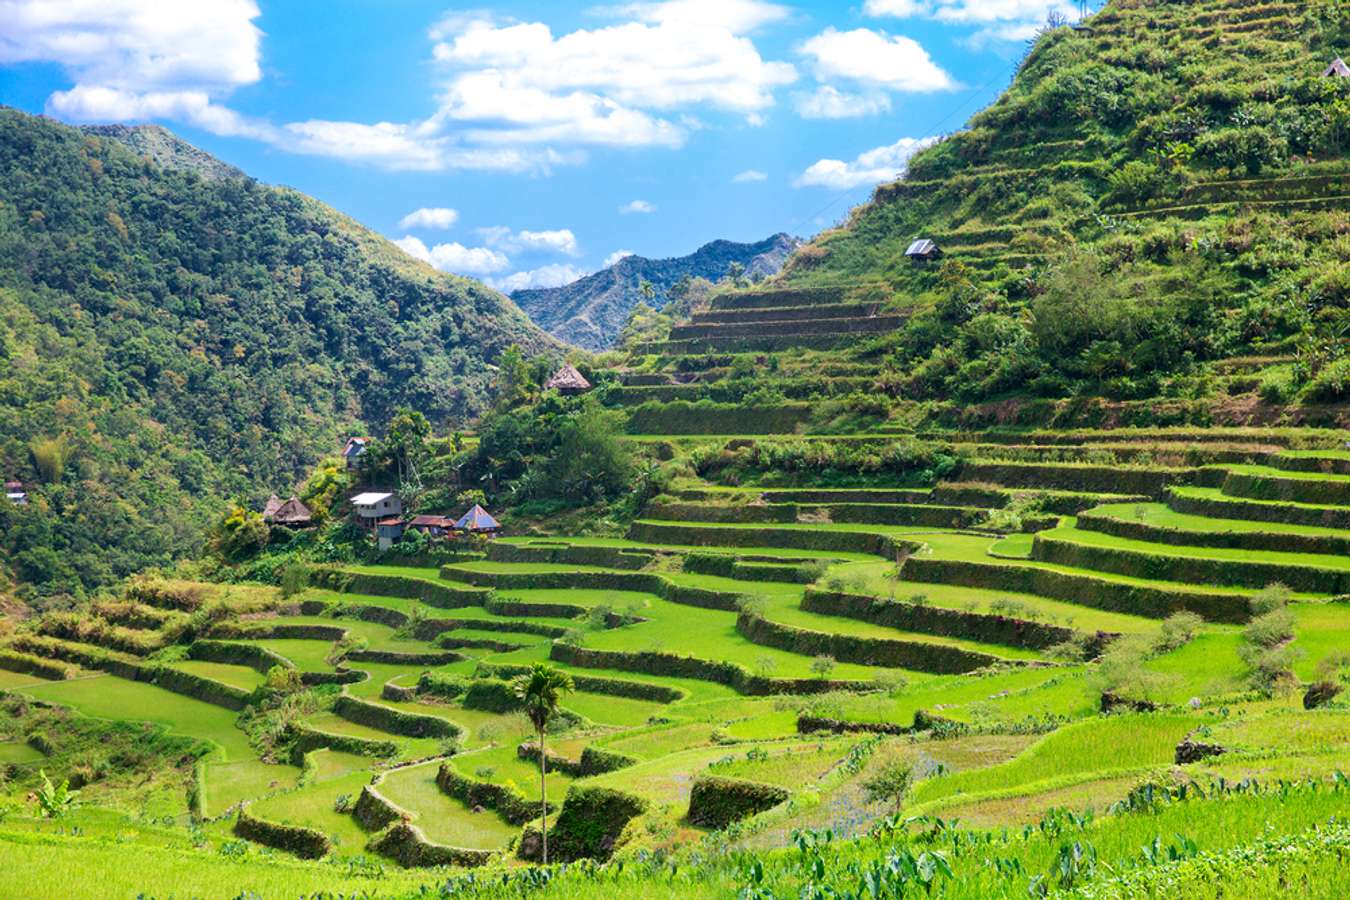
[512,233,801,350]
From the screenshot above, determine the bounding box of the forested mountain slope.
[0,108,555,605]
[512,233,799,349]
[754,0,1350,409]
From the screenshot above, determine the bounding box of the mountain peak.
[512,233,802,350]
[78,121,247,181]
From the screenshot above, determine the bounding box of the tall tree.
[511,663,575,864]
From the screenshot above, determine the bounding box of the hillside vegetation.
[0,109,554,606]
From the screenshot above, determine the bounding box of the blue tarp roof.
[454,504,500,531]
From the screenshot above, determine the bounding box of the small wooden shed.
[905,239,943,263]
[545,364,592,395]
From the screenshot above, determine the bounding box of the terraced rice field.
[2,426,1347,873]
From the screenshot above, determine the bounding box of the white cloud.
[479,226,581,256]
[394,235,510,275]
[794,85,891,119]
[0,0,263,92]
[603,249,636,267]
[732,169,768,182]
[795,136,937,190]
[866,0,1080,24]
[618,0,791,33]
[799,28,954,92]
[426,8,797,149]
[490,264,588,293]
[620,200,657,214]
[398,207,459,230]
[11,0,799,171]
[864,0,1084,44]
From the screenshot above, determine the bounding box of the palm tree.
[637,278,656,304]
[512,663,575,864]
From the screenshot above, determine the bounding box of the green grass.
[246,770,377,855]
[1089,502,1350,539]
[449,744,576,802]
[377,761,518,849]
[823,559,1161,633]
[1041,520,1350,572]
[168,660,266,691]
[907,712,1199,812]
[12,674,297,815]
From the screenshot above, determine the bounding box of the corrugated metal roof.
[350,492,393,505]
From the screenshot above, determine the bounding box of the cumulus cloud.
[732,169,768,182]
[394,235,510,275]
[480,226,581,256]
[0,0,264,92]
[398,207,459,230]
[799,28,954,92]
[9,0,797,172]
[793,86,891,119]
[490,264,588,292]
[863,0,1085,43]
[620,200,657,214]
[603,249,637,267]
[426,7,797,149]
[794,136,937,190]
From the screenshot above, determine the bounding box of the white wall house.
[350,492,402,522]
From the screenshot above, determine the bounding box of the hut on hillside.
[1325,58,1350,78]
[342,436,372,470]
[905,239,943,263]
[408,514,456,536]
[545,364,592,395]
[262,494,284,519]
[376,517,406,551]
[270,497,314,528]
[4,481,26,505]
[454,504,501,535]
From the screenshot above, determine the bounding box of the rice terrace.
[1,0,1349,897]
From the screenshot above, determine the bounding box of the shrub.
[687,776,789,829]
[1154,611,1204,653]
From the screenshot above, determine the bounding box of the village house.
[375,517,406,551]
[408,514,456,536]
[544,364,592,395]
[350,491,402,525]
[1325,58,1350,78]
[4,481,26,505]
[342,436,372,470]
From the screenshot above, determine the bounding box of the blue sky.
[0,1,1092,293]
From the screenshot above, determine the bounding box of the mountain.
[511,233,801,350]
[0,107,555,605]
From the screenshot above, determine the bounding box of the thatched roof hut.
[1325,58,1350,78]
[271,497,313,527]
[545,364,592,394]
[262,494,284,519]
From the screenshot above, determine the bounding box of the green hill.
[0,108,555,605]
[616,0,1348,422]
